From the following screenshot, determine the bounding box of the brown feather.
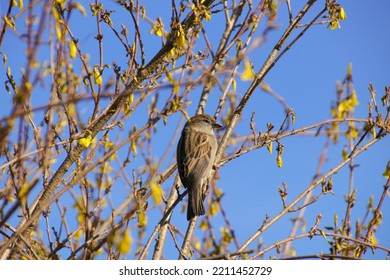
[176,114,220,220]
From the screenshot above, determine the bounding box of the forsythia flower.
[4,15,16,30]
[150,180,163,206]
[138,210,147,228]
[199,219,208,230]
[191,2,211,21]
[276,155,283,168]
[328,5,347,30]
[150,19,164,37]
[267,142,273,154]
[346,121,358,140]
[221,228,233,244]
[241,59,256,81]
[93,67,102,85]
[68,40,77,58]
[78,134,94,147]
[117,230,132,254]
[383,162,390,179]
[339,7,347,20]
[175,24,187,48]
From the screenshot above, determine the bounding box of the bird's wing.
[177,128,213,188]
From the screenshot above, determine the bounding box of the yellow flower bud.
[339,7,347,20]
[68,40,77,58]
[276,155,283,168]
[241,59,256,81]
[93,67,102,85]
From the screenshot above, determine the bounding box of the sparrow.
[177,114,222,220]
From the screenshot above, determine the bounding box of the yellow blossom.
[78,134,94,147]
[210,201,219,216]
[68,40,77,58]
[199,219,208,230]
[4,15,16,30]
[138,210,147,228]
[129,93,134,104]
[124,102,130,115]
[267,141,273,154]
[117,230,132,254]
[150,180,163,206]
[232,78,237,91]
[342,147,348,161]
[370,233,377,245]
[338,7,347,20]
[93,67,102,85]
[350,90,359,107]
[18,183,29,209]
[346,121,358,140]
[221,228,233,244]
[329,20,340,30]
[276,155,283,168]
[131,139,137,157]
[383,162,390,179]
[175,24,187,48]
[241,59,256,81]
[195,240,201,251]
[170,97,181,112]
[191,2,211,22]
[150,20,164,37]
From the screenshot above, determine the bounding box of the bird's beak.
[213,122,224,130]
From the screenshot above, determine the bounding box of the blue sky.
[1,0,389,259]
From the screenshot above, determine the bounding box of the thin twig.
[179,217,198,259]
[253,231,390,259]
[236,133,386,257]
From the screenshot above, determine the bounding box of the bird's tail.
[187,189,205,221]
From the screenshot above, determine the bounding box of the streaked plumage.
[177,114,222,220]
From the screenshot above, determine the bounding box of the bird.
[177,114,222,220]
